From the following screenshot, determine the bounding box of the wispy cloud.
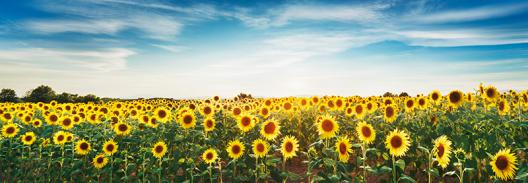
[407,2,528,23]
[152,44,188,53]
[0,48,135,71]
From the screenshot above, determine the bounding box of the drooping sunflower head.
[497,99,510,116]
[93,154,109,169]
[315,114,339,139]
[385,129,411,157]
[335,136,352,163]
[280,135,299,160]
[355,121,376,144]
[75,139,91,155]
[1,123,19,138]
[490,148,518,180]
[226,139,245,160]
[151,141,168,159]
[103,140,118,155]
[237,113,255,133]
[447,90,465,108]
[202,148,218,164]
[21,131,36,146]
[252,138,269,158]
[434,135,452,169]
[383,105,398,123]
[260,119,281,140]
[113,122,132,136]
[203,117,216,132]
[179,112,196,129]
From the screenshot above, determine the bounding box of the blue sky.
[0,0,527,98]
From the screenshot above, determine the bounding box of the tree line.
[0,85,101,103]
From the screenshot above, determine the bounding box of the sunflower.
[179,112,196,129]
[383,105,398,123]
[429,90,442,104]
[1,123,19,138]
[280,135,299,160]
[404,98,415,113]
[417,97,428,110]
[1,112,14,123]
[103,140,118,155]
[490,149,518,180]
[200,105,215,117]
[226,140,245,160]
[46,113,60,125]
[433,136,452,169]
[335,136,352,162]
[252,139,269,158]
[355,121,376,144]
[237,114,255,133]
[447,90,465,108]
[385,129,411,157]
[203,117,215,132]
[315,114,339,139]
[59,116,74,130]
[260,119,281,140]
[113,122,132,136]
[259,107,271,119]
[93,154,109,169]
[75,139,91,155]
[154,107,171,123]
[497,99,510,116]
[354,104,366,119]
[151,141,168,159]
[21,131,36,145]
[484,86,500,101]
[32,119,43,128]
[53,131,67,145]
[202,148,218,164]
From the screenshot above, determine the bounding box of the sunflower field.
[0,84,527,182]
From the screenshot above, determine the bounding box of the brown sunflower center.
[50,115,58,122]
[355,105,363,114]
[449,92,461,103]
[419,99,425,105]
[158,110,167,118]
[155,145,164,153]
[432,93,439,100]
[25,135,33,141]
[6,127,15,134]
[57,135,64,141]
[62,118,71,126]
[241,117,251,127]
[183,115,193,124]
[495,155,509,170]
[256,143,265,152]
[499,102,505,111]
[437,144,445,158]
[486,89,495,98]
[106,144,115,152]
[361,126,371,137]
[231,145,241,154]
[233,108,241,116]
[386,107,394,117]
[285,142,293,152]
[206,152,214,160]
[284,103,292,110]
[406,100,414,108]
[97,157,104,163]
[118,124,128,132]
[263,122,276,134]
[204,107,212,115]
[80,142,89,150]
[339,142,347,154]
[390,136,403,148]
[321,119,334,132]
[206,120,213,128]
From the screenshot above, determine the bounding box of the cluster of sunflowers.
[0,84,527,182]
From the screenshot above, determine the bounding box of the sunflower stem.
[362,143,367,183]
[392,155,396,183]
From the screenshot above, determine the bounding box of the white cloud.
[270,4,386,26]
[25,19,127,35]
[152,44,188,53]
[0,48,135,71]
[408,3,528,23]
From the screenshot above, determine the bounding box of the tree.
[399,92,409,97]
[25,85,56,103]
[79,94,101,103]
[0,89,17,102]
[383,92,395,97]
[56,92,78,103]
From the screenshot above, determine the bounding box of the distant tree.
[399,92,409,97]
[0,89,17,102]
[236,93,253,101]
[56,92,78,103]
[24,85,56,103]
[383,92,395,97]
[79,94,101,103]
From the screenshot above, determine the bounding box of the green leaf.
[464,168,475,172]
[396,159,405,171]
[399,175,417,183]
[417,146,430,154]
[426,168,440,177]
[323,158,335,167]
[516,172,528,180]
[443,171,457,177]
